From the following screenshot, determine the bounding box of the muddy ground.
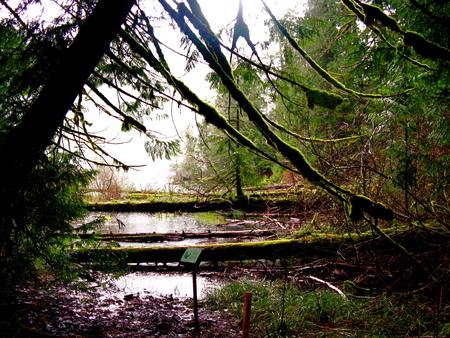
[6,271,243,338]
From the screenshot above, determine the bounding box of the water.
[77,211,230,234]
[74,212,249,298]
[111,271,219,299]
[116,237,235,248]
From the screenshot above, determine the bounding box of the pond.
[75,211,263,247]
[74,211,264,298]
[78,211,244,234]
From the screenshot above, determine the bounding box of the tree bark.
[0,0,135,193]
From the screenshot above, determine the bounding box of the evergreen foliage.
[0,0,449,293]
[0,154,95,289]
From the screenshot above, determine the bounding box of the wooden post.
[193,268,199,331]
[242,292,252,338]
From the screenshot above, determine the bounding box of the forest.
[0,0,449,336]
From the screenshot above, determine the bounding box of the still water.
[77,212,233,297]
[111,271,219,299]
[79,211,229,234]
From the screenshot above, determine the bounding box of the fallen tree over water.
[74,228,446,273]
[80,229,276,243]
[74,234,348,265]
[86,196,310,213]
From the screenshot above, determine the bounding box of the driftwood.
[79,230,276,243]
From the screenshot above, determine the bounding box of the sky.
[2,0,306,190]
[95,0,307,191]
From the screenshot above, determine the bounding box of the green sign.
[180,248,203,267]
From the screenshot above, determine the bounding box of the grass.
[204,277,448,337]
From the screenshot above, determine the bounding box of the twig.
[263,215,285,229]
[308,275,347,300]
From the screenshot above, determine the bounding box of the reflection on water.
[116,238,231,248]
[74,211,263,248]
[78,212,228,234]
[111,271,219,299]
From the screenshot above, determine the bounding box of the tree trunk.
[0,0,135,195]
[234,109,245,198]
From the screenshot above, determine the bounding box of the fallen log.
[78,230,276,243]
[73,229,450,283]
[74,234,351,266]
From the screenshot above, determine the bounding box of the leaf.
[144,135,181,161]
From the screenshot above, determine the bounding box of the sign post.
[180,248,203,331]
[242,292,253,338]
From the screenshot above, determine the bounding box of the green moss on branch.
[403,31,450,61]
[305,87,348,110]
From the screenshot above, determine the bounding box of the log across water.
[74,236,348,266]
[79,229,275,243]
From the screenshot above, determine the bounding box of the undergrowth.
[205,277,450,337]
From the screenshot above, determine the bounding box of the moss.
[75,236,357,265]
[360,3,401,33]
[305,87,346,110]
[349,195,394,221]
[403,31,450,61]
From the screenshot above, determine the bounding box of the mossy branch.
[119,29,295,174]
[130,1,395,222]
[403,31,450,61]
[261,0,383,98]
[343,0,449,64]
[365,217,429,277]
[224,45,414,102]
[86,81,146,133]
[261,113,365,145]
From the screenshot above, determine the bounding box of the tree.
[0,0,136,187]
[0,153,96,289]
[171,121,275,196]
[295,0,450,225]
[171,60,278,196]
[0,0,136,289]
[89,165,134,201]
[1,0,449,286]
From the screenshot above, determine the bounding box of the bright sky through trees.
[81,0,307,190]
[0,0,306,190]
